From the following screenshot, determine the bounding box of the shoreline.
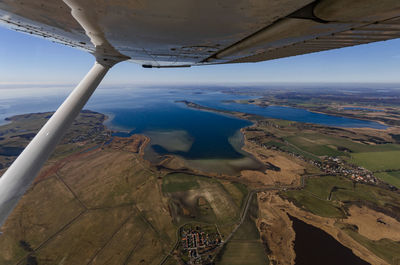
[257,191,389,265]
[233,99,395,129]
[2,105,398,264]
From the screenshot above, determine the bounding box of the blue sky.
[1,26,400,86]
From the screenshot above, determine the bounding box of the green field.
[375,171,400,189]
[332,182,400,209]
[286,133,400,155]
[302,176,353,199]
[264,139,321,161]
[350,151,400,171]
[216,197,269,265]
[162,173,201,192]
[280,145,321,161]
[284,189,345,218]
[286,135,345,157]
[283,176,348,218]
[216,241,269,265]
[283,175,400,218]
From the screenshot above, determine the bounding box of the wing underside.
[0,0,400,67]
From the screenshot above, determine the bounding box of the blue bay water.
[108,105,251,159]
[192,97,387,129]
[0,87,387,161]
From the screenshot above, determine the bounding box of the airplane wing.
[1,0,399,67]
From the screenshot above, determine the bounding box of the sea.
[0,86,386,174]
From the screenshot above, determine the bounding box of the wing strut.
[0,61,112,228]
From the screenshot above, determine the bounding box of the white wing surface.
[1,0,399,67]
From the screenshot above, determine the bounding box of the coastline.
[2,104,398,265]
[234,99,395,129]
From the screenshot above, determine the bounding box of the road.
[161,172,322,265]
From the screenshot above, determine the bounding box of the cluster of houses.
[314,157,377,184]
[251,137,378,185]
[180,226,222,264]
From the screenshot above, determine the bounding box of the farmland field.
[162,173,242,226]
[283,189,345,218]
[216,242,269,265]
[162,173,200,193]
[285,135,345,157]
[350,151,400,171]
[283,175,400,219]
[375,171,400,188]
[216,197,269,265]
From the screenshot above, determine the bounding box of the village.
[313,156,377,184]
[179,225,223,264]
[256,139,379,185]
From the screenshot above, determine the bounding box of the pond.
[289,215,370,265]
